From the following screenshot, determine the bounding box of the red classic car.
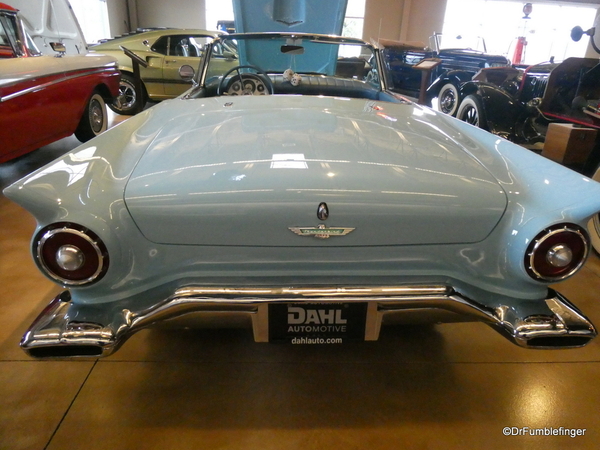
[0,3,120,163]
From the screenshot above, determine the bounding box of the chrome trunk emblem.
[289,224,355,239]
[317,202,329,221]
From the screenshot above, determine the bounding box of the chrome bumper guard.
[21,286,597,358]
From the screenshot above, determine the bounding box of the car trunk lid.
[124,97,507,247]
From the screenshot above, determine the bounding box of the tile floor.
[1,111,600,450]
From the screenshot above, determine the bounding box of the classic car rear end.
[5,33,600,358]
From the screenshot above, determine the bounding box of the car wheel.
[457,94,488,130]
[108,73,143,115]
[436,82,460,116]
[74,91,107,142]
[588,166,600,254]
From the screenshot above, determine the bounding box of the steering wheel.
[217,65,275,96]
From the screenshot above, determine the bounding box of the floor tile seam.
[585,262,600,280]
[43,360,98,450]
[0,359,97,363]
[94,359,600,365]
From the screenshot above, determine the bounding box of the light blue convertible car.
[6,33,600,358]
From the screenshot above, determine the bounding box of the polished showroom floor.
[1,110,600,450]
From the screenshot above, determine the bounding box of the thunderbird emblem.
[289,224,355,239]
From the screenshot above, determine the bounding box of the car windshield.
[196,33,383,99]
[433,34,487,53]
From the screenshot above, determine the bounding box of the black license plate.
[269,302,367,343]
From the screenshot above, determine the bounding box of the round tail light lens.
[34,223,109,286]
[525,224,589,282]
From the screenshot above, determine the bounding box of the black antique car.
[455,58,600,146]
[380,33,511,115]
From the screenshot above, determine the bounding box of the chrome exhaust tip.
[20,291,121,358]
[492,289,597,349]
[26,345,104,358]
[523,336,594,348]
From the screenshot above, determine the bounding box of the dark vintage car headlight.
[525,224,589,282]
[34,223,109,286]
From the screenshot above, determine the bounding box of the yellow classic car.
[90,29,237,114]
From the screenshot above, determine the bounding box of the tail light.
[525,224,589,282]
[34,223,109,286]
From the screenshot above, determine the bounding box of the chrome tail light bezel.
[34,222,109,286]
[525,224,589,282]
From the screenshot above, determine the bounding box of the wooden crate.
[542,123,598,165]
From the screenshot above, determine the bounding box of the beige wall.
[109,0,208,34]
[135,0,206,29]
[106,0,131,37]
[363,0,447,45]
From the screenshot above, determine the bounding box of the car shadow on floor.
[94,325,469,429]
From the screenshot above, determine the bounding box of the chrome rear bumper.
[20,286,597,358]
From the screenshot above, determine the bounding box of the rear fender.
[426,70,472,104]
[459,82,525,139]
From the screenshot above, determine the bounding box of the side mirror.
[179,65,195,82]
[571,26,586,42]
[571,25,599,54]
[50,42,66,55]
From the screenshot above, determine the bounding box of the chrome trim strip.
[20,285,597,358]
[0,67,112,103]
[222,32,373,48]
[173,285,450,299]
[143,77,193,85]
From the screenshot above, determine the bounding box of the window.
[151,36,169,55]
[442,0,597,65]
[343,0,366,38]
[206,0,234,31]
[69,0,110,44]
[0,16,16,57]
[168,35,211,57]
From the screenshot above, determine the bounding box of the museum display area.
[2,0,600,449]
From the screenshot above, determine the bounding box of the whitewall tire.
[75,91,107,142]
[588,165,600,254]
[436,82,460,116]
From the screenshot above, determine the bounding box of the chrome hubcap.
[440,90,455,113]
[90,99,103,132]
[118,82,136,109]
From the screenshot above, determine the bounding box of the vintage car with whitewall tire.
[379,34,511,116]
[5,32,600,359]
[89,29,236,114]
[0,2,120,163]
[454,58,600,150]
